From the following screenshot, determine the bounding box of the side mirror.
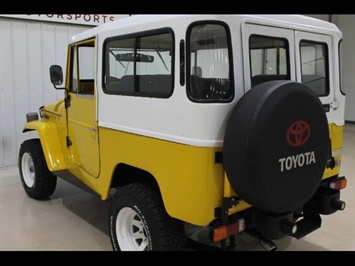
[49,65,63,88]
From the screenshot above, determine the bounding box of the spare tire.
[223,80,329,213]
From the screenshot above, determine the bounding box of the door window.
[300,40,329,96]
[249,35,290,87]
[70,41,95,95]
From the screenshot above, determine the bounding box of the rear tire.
[109,182,186,251]
[18,139,57,199]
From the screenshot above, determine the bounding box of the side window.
[186,22,233,102]
[249,35,290,87]
[103,30,174,98]
[300,40,329,96]
[69,40,95,95]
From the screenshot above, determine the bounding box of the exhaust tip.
[258,237,278,251]
[246,229,278,251]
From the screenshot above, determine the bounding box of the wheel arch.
[110,163,160,190]
[22,120,69,172]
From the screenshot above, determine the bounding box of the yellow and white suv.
[19,15,347,251]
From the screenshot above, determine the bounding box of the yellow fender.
[23,120,69,172]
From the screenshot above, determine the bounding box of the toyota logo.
[286,121,311,147]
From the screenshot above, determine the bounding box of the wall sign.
[0,14,130,26]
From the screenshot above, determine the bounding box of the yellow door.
[66,39,100,178]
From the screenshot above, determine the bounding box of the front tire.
[18,139,57,199]
[109,182,186,251]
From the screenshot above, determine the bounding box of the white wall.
[0,17,92,168]
[338,15,355,122]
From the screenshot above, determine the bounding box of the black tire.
[109,182,186,251]
[18,139,57,199]
[223,80,329,213]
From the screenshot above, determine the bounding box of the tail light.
[212,218,245,242]
[329,176,347,190]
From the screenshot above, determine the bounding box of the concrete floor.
[0,123,354,251]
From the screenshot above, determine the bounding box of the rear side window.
[300,40,329,96]
[186,22,233,103]
[103,29,174,98]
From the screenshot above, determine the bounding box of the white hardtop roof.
[70,14,341,44]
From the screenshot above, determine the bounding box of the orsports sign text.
[0,14,129,26]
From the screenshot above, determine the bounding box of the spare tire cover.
[223,80,329,213]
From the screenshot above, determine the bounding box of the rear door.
[294,31,335,122]
[241,23,296,92]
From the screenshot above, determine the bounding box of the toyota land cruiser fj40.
[19,14,347,251]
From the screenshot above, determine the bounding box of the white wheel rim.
[21,153,35,187]
[116,207,148,251]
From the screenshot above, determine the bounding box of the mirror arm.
[53,83,70,108]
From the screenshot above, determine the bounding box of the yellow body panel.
[97,122,344,225]
[323,123,344,179]
[99,127,228,225]
[24,114,344,226]
[23,120,69,172]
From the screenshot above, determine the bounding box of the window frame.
[299,39,330,97]
[248,34,291,88]
[186,20,234,103]
[102,28,175,98]
[68,39,96,95]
